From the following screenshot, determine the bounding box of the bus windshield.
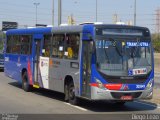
[95,38,152,77]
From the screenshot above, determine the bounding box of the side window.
[52,34,65,59]
[12,36,21,54]
[43,35,52,57]
[6,35,32,55]
[21,35,32,55]
[6,36,13,53]
[64,34,80,60]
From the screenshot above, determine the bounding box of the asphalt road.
[0,71,159,119]
[155,72,160,86]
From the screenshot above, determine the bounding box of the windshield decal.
[128,68,147,76]
[126,42,149,47]
[128,69,133,76]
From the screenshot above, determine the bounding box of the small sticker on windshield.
[128,70,133,76]
[132,68,147,75]
[126,42,149,47]
[122,42,125,46]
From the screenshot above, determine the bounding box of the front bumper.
[91,86,153,101]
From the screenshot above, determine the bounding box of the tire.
[64,84,69,101]
[68,82,79,105]
[22,71,32,92]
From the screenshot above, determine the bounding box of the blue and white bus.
[4,24,154,105]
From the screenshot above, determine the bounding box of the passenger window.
[64,34,80,60]
[7,35,32,55]
[43,35,52,57]
[6,36,13,53]
[21,35,32,55]
[12,36,21,54]
[52,34,65,59]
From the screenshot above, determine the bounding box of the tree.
[152,33,160,53]
[0,31,5,52]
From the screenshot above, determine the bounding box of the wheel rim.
[23,73,28,88]
[69,85,75,100]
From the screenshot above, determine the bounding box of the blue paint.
[128,69,133,76]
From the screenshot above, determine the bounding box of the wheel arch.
[21,68,28,82]
[21,68,27,76]
[64,75,74,87]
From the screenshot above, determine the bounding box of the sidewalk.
[155,72,160,76]
[146,88,160,105]
[154,53,160,73]
[149,53,160,105]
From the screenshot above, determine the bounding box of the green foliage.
[0,32,5,52]
[0,42,3,51]
[152,34,160,53]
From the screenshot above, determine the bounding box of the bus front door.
[33,36,42,87]
[82,41,92,98]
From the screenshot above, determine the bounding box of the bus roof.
[6,27,52,35]
[95,24,149,31]
[6,24,149,35]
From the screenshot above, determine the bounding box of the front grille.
[111,92,142,99]
[106,78,147,84]
[99,71,148,84]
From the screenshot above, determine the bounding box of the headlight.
[95,78,106,89]
[146,79,154,90]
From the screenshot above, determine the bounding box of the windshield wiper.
[103,41,110,63]
[109,38,123,57]
[131,45,139,58]
[130,38,141,57]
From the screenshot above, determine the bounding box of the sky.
[0,0,160,33]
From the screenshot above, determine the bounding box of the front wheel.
[68,82,79,105]
[22,71,32,92]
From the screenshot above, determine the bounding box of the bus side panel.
[48,58,80,95]
[21,55,33,85]
[4,54,21,82]
[4,54,31,83]
[5,54,17,79]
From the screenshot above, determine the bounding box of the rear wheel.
[22,71,32,92]
[68,82,79,105]
[64,84,69,101]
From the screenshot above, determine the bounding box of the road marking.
[64,102,88,111]
[134,101,160,109]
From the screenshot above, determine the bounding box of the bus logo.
[120,84,129,91]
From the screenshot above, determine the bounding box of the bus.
[4,24,154,105]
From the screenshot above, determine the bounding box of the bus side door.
[33,34,43,86]
[82,41,92,98]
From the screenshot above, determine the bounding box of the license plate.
[120,96,133,100]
